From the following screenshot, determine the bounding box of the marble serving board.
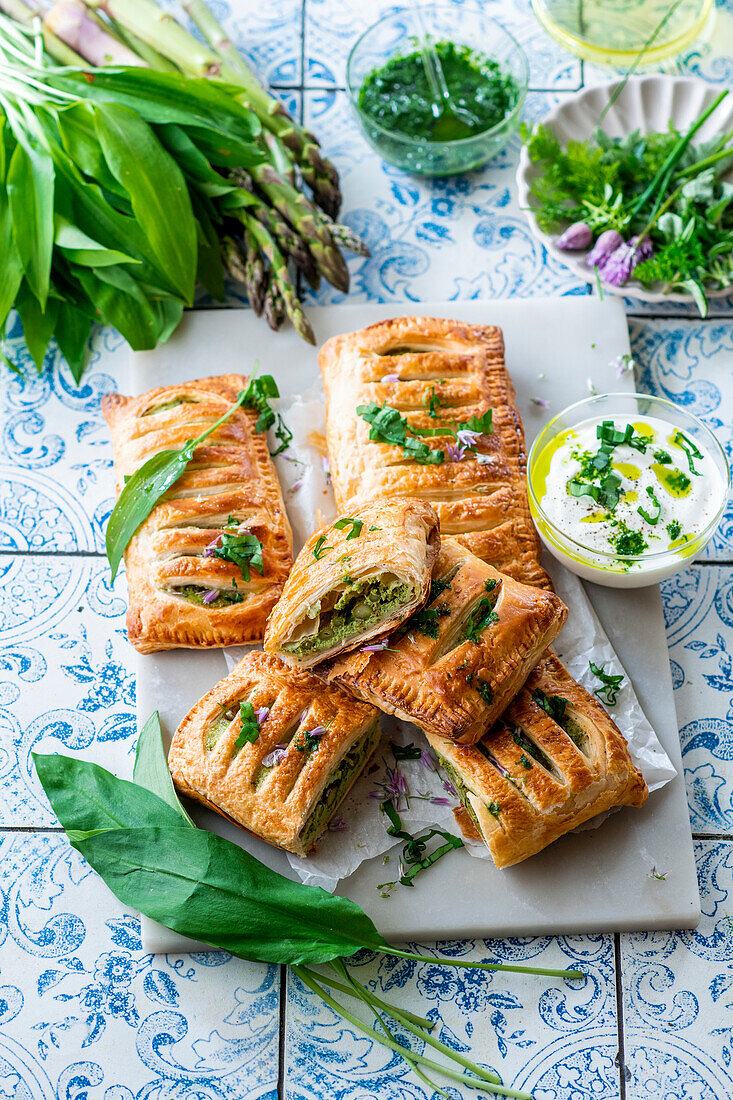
[131,297,700,949]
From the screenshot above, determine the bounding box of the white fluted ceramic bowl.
[516,75,733,305]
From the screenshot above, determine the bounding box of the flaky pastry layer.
[102,375,292,652]
[319,316,550,589]
[428,651,648,868]
[319,537,567,744]
[168,651,380,856]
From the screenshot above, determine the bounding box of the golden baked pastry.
[319,315,550,589]
[319,538,567,745]
[168,651,380,856]
[428,650,648,867]
[101,375,292,652]
[264,497,440,667]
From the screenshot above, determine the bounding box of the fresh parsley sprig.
[233,701,261,750]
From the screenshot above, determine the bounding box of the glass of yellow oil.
[530,0,714,64]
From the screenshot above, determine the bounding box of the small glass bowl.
[346,5,528,177]
[527,393,730,589]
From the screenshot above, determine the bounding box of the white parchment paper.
[222,392,676,892]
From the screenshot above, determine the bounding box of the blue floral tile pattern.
[622,840,733,1099]
[303,89,588,307]
[0,556,135,827]
[285,935,618,1098]
[0,832,279,1099]
[661,565,733,833]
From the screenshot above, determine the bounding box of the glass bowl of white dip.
[527,392,730,588]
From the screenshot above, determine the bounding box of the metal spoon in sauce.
[410,0,480,141]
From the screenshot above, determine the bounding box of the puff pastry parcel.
[101,375,292,652]
[319,316,550,589]
[168,651,380,856]
[428,651,648,867]
[320,538,567,744]
[264,497,439,667]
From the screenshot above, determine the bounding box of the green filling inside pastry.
[562,715,589,754]
[297,722,380,847]
[282,577,413,660]
[142,395,199,416]
[512,728,557,775]
[437,756,485,841]
[171,585,243,609]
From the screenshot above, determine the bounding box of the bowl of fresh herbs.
[516,75,733,316]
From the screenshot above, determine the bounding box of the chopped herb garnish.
[638,485,661,525]
[667,519,682,540]
[409,604,450,638]
[312,535,332,560]
[653,449,671,464]
[424,386,441,418]
[233,701,260,749]
[464,598,499,643]
[533,689,568,724]
[390,742,423,761]
[475,679,494,705]
[596,420,649,454]
[334,517,364,540]
[241,373,292,456]
[589,661,624,705]
[271,415,293,457]
[368,525,382,532]
[518,754,533,770]
[672,429,702,474]
[487,801,501,818]
[380,799,463,888]
[568,470,622,511]
[648,866,667,881]
[611,521,648,557]
[214,524,264,581]
[484,578,499,592]
[356,401,445,465]
[456,409,493,437]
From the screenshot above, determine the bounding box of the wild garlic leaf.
[133,711,193,827]
[106,389,247,578]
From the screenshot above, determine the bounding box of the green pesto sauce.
[358,41,518,143]
[298,724,379,847]
[172,585,243,609]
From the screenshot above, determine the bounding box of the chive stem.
[313,968,435,1030]
[381,949,584,979]
[293,965,534,1099]
[330,960,503,1085]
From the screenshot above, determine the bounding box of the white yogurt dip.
[530,413,727,586]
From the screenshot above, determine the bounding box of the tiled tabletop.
[2,2,733,1097]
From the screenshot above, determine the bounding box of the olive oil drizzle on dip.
[534,415,724,572]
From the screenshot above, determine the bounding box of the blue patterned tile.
[1,321,128,554]
[303,89,588,306]
[661,566,733,834]
[0,556,135,827]
[304,0,582,90]
[0,831,279,1099]
[622,839,733,1098]
[629,319,733,561]
[285,934,619,1098]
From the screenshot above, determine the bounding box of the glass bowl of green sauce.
[346,5,528,176]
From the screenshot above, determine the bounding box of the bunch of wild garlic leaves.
[0,2,367,380]
[522,89,733,314]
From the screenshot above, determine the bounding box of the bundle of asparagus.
[0,0,368,379]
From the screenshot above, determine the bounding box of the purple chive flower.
[597,235,652,288]
[255,706,270,724]
[442,778,457,796]
[420,748,437,772]
[204,534,221,557]
[381,373,400,383]
[610,353,636,378]
[202,589,219,604]
[307,725,327,738]
[262,743,289,767]
[362,637,391,653]
[321,456,331,484]
[530,397,549,409]
[290,478,303,492]
[456,428,482,449]
[430,796,452,806]
[586,229,623,269]
[328,813,348,831]
[475,453,493,466]
[557,221,592,251]
[446,442,467,463]
[488,754,510,779]
[630,234,654,263]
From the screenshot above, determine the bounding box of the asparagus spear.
[242,212,315,344]
[222,233,266,317]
